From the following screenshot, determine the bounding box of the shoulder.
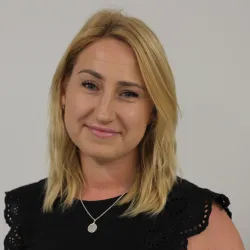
[170,177,231,208]
[4,178,47,249]
[6,178,47,194]
[4,178,47,225]
[167,177,244,249]
[5,178,47,205]
[167,177,232,224]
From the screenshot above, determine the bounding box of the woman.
[4,9,244,250]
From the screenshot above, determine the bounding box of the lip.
[87,125,119,133]
[86,124,120,138]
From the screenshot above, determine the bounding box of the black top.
[4,177,231,250]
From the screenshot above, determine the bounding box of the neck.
[79,151,137,200]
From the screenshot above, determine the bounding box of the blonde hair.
[43,9,181,217]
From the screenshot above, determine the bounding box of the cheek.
[123,106,150,130]
[67,90,92,115]
[64,95,90,133]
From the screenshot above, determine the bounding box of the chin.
[81,145,122,162]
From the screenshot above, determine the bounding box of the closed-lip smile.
[86,124,120,138]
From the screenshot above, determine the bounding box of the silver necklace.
[80,192,127,233]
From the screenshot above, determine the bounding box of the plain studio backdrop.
[0,0,249,248]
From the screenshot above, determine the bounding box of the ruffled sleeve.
[4,191,25,250]
[4,179,46,250]
[171,178,232,249]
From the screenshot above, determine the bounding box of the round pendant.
[88,222,97,233]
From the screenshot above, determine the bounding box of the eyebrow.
[78,69,145,90]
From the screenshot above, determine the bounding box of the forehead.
[73,38,143,81]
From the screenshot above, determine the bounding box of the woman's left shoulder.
[168,177,232,218]
[166,177,244,249]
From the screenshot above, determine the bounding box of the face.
[62,38,154,162]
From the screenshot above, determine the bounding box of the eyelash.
[81,81,97,90]
[81,80,139,98]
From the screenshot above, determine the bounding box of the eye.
[81,80,98,90]
[120,91,139,98]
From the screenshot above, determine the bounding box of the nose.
[94,92,115,124]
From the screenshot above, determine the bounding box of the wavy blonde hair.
[43,9,181,217]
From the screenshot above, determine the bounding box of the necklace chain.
[80,192,127,233]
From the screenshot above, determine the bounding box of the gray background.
[0,0,249,248]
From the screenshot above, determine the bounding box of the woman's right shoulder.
[4,178,47,213]
[5,178,47,200]
[4,179,48,249]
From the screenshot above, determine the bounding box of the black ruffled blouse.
[4,177,231,250]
